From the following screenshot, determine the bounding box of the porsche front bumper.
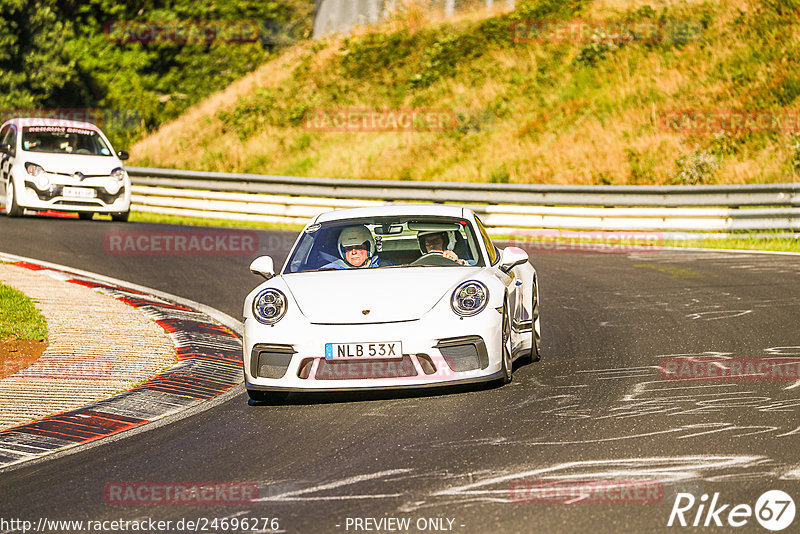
[243,312,505,392]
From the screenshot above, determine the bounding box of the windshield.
[21,126,112,156]
[284,216,485,274]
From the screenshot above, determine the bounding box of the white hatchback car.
[0,118,131,221]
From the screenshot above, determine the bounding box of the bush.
[574,30,623,66]
[673,148,719,184]
[625,148,656,184]
[489,166,510,183]
[410,31,482,88]
[711,131,739,156]
[340,31,417,79]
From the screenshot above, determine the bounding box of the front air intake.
[251,344,295,379]
[436,336,489,371]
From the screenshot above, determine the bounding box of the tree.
[0,0,77,108]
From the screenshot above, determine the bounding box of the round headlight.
[252,288,287,324]
[34,173,50,190]
[451,280,489,316]
[106,167,126,194]
[105,177,122,195]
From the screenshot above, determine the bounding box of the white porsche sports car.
[243,204,540,400]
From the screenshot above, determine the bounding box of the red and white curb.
[0,253,243,471]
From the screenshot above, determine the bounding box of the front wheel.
[111,211,129,222]
[78,212,94,220]
[5,180,23,217]
[531,274,541,362]
[519,275,541,363]
[500,300,512,384]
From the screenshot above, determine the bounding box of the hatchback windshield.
[285,216,485,273]
[21,126,112,156]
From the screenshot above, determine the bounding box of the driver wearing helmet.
[323,225,391,269]
[417,230,466,265]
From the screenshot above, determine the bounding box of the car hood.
[20,152,120,176]
[282,267,481,324]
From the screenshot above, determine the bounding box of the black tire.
[518,275,541,364]
[111,211,129,222]
[531,274,541,362]
[501,299,512,384]
[5,180,23,217]
[78,212,94,220]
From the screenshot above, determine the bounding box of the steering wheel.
[410,252,461,266]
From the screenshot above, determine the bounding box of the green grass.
[129,210,304,231]
[494,231,800,254]
[0,283,48,342]
[664,235,800,253]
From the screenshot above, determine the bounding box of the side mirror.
[117,150,129,160]
[0,144,12,155]
[499,247,529,274]
[250,256,275,280]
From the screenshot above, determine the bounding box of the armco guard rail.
[126,167,800,231]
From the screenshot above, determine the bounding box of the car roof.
[313,204,471,224]
[2,118,102,131]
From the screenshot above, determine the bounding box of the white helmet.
[338,225,375,258]
[417,230,454,254]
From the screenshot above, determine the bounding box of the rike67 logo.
[668,490,795,531]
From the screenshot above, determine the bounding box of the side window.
[6,126,16,154]
[0,126,9,147]
[475,216,499,265]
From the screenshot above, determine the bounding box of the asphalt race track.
[2,214,800,533]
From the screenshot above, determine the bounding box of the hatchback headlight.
[25,162,44,176]
[105,167,127,194]
[451,281,489,316]
[25,163,50,190]
[253,288,287,324]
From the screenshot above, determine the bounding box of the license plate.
[325,341,402,360]
[62,186,96,199]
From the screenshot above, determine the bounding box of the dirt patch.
[0,340,48,379]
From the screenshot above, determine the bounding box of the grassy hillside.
[131,0,800,185]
